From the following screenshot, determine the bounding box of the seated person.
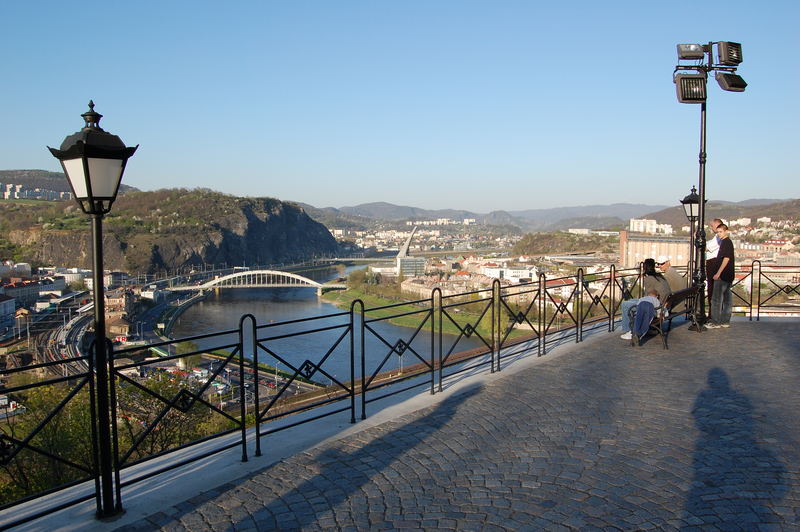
[631,289,661,339]
[620,258,672,340]
[657,256,688,313]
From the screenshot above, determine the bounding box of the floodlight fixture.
[715,71,747,92]
[677,44,705,60]
[717,41,743,66]
[674,73,707,104]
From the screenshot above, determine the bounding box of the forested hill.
[1,189,338,273]
[643,199,800,229]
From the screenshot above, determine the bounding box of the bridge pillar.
[317,287,323,297]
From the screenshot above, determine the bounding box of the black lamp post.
[674,41,746,327]
[48,101,137,518]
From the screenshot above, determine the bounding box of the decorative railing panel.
[1,260,798,527]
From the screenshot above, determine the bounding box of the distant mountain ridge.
[315,201,669,231]
[319,199,794,231]
[643,199,800,229]
[4,169,793,232]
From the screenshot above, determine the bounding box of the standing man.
[707,223,734,328]
[657,256,688,313]
[705,218,724,314]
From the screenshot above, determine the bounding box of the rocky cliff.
[3,189,340,273]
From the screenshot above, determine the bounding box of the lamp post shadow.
[152,384,484,529]
[682,368,787,528]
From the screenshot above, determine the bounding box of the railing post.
[434,288,443,393]
[538,272,546,356]
[492,280,500,373]
[240,314,259,457]
[351,299,366,421]
[429,289,437,394]
[638,262,645,298]
[577,268,584,343]
[610,265,617,332]
[238,314,256,462]
[754,260,762,321]
[107,338,123,513]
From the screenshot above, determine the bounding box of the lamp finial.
[81,100,103,130]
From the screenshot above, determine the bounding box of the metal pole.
[90,213,119,517]
[694,98,708,326]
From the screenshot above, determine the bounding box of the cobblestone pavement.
[116,320,800,531]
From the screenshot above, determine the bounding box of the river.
[171,266,484,383]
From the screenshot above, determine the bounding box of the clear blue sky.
[2,1,797,212]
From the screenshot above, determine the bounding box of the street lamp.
[674,42,747,326]
[680,186,701,292]
[48,101,137,518]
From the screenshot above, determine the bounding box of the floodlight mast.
[673,41,746,328]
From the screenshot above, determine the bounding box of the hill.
[0,189,338,273]
[512,232,618,256]
[642,198,798,229]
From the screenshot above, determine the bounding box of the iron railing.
[1,261,798,527]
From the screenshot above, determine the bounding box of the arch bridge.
[167,270,346,295]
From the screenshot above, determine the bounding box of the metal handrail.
[1,260,798,528]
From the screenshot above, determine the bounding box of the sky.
[2,1,798,213]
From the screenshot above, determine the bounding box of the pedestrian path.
[30,320,800,530]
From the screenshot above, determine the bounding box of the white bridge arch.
[168,270,346,294]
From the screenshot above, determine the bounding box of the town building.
[0,294,15,329]
[629,219,673,235]
[397,257,426,277]
[618,231,691,269]
[1,277,67,307]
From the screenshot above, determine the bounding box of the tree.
[176,340,202,369]
[69,279,87,291]
[115,373,232,462]
[0,381,94,504]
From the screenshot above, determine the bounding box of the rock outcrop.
[4,189,340,273]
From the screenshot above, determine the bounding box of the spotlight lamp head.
[677,43,705,60]
[674,73,707,104]
[717,41,743,66]
[715,72,747,92]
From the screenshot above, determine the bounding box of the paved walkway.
[41,320,800,531]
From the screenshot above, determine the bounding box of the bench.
[627,285,701,349]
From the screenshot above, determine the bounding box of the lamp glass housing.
[682,201,699,221]
[675,74,707,104]
[677,44,705,60]
[717,41,743,66]
[715,72,747,92]
[62,158,125,201]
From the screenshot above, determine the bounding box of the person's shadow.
[682,368,787,528]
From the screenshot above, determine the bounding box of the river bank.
[322,286,529,340]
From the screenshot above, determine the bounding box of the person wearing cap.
[657,255,688,313]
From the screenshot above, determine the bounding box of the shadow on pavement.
[682,367,787,528]
[141,384,484,529]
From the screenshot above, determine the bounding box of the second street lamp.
[48,101,137,518]
[680,186,701,299]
